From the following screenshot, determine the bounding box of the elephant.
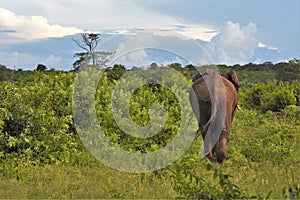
[189,68,240,163]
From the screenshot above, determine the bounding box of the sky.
[0,0,299,70]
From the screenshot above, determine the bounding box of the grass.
[0,107,299,199]
[0,162,177,199]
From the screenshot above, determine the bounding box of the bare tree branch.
[72,31,114,69]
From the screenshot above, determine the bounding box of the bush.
[239,82,298,113]
[169,155,261,199]
[0,72,80,165]
[262,83,297,112]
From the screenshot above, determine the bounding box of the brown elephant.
[189,68,239,163]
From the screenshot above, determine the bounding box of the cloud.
[0,50,69,70]
[44,54,63,68]
[100,29,214,67]
[0,2,219,45]
[258,42,280,51]
[7,0,179,31]
[205,21,258,65]
[114,42,150,67]
[0,51,38,69]
[173,24,219,42]
[0,8,82,41]
[0,1,218,42]
[159,55,188,67]
[111,32,157,67]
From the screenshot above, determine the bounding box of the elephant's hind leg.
[215,132,229,163]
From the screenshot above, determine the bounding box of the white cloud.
[44,54,63,68]
[258,42,280,51]
[103,30,212,67]
[258,42,268,48]
[0,1,218,42]
[114,41,150,67]
[205,21,258,65]
[12,0,179,31]
[0,8,82,41]
[112,32,157,67]
[159,56,187,66]
[0,51,66,69]
[173,24,219,42]
[0,51,38,69]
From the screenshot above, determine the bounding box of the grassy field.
[0,107,299,199]
[0,64,299,198]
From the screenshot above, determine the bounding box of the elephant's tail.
[188,87,200,124]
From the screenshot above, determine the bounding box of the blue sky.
[0,0,299,70]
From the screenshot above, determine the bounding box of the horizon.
[1,57,298,72]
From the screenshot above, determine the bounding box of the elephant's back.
[221,76,238,100]
[191,76,211,102]
[191,72,238,105]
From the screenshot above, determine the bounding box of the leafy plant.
[282,168,300,200]
[169,155,257,199]
[239,81,298,113]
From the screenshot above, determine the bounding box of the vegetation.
[0,59,299,199]
[72,32,114,69]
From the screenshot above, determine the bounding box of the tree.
[105,64,126,80]
[72,32,114,69]
[150,62,158,68]
[36,64,47,72]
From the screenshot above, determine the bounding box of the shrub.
[169,155,257,199]
[0,72,80,165]
[239,82,298,113]
[262,83,296,112]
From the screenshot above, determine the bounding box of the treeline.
[1,59,299,84]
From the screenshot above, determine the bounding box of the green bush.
[0,72,80,164]
[239,81,298,113]
[169,155,262,199]
[263,83,297,112]
[230,108,300,164]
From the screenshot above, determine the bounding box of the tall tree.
[72,32,114,69]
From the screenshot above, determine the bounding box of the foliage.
[238,59,299,83]
[36,64,47,72]
[239,81,299,112]
[94,67,187,153]
[169,156,253,199]
[0,59,299,198]
[0,65,35,82]
[0,71,80,164]
[105,64,127,80]
[282,168,300,199]
[72,32,114,69]
[229,107,300,165]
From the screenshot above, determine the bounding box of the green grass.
[0,107,299,199]
[0,161,177,199]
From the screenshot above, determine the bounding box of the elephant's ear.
[223,70,240,91]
